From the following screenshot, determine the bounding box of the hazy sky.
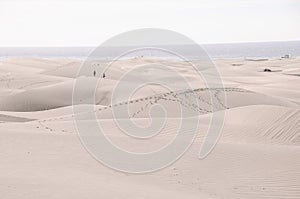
[0,0,299,46]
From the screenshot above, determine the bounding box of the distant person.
[93,70,96,77]
[102,73,106,78]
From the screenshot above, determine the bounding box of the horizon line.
[0,40,299,48]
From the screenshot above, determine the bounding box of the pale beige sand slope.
[0,57,299,199]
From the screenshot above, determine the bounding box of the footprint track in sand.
[37,87,251,133]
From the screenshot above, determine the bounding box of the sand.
[0,57,299,198]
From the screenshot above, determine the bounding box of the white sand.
[0,57,299,198]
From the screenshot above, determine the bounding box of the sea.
[0,41,299,60]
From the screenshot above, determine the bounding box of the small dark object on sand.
[264,68,272,72]
[281,54,290,59]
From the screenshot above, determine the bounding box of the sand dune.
[0,77,296,112]
[220,105,300,145]
[0,57,299,199]
[0,114,34,123]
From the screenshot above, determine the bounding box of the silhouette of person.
[93,70,96,77]
[102,73,106,78]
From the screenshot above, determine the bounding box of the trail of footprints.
[38,87,250,133]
